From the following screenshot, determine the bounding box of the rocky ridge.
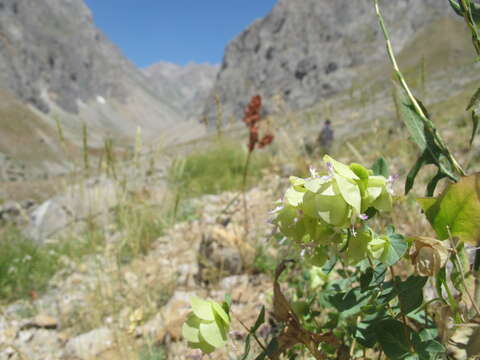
[203,0,453,122]
[0,0,209,175]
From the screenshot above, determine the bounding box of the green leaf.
[393,83,427,150]
[398,276,428,314]
[191,297,215,321]
[360,263,387,291]
[255,338,278,360]
[329,287,372,319]
[413,331,445,360]
[334,174,361,214]
[372,157,389,177]
[302,190,350,227]
[471,110,480,146]
[252,306,265,333]
[374,319,412,359]
[284,187,305,207]
[324,155,359,180]
[467,87,480,111]
[382,233,408,266]
[418,174,480,244]
[350,163,371,179]
[394,83,458,195]
[449,0,464,16]
[211,302,230,326]
[182,313,201,343]
[199,321,227,348]
[405,155,427,194]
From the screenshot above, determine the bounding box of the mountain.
[143,62,219,123]
[0,0,205,177]
[203,0,456,122]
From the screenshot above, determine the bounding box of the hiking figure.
[317,119,334,153]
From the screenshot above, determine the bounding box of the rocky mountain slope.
[144,62,218,123]
[0,0,205,176]
[203,0,455,122]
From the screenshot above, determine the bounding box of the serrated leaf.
[372,157,389,177]
[191,297,215,321]
[418,174,480,244]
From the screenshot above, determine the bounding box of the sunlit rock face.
[203,0,451,123]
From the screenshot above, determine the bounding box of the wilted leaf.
[409,237,449,277]
[417,174,480,244]
[270,261,338,359]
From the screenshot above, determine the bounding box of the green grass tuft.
[168,138,270,198]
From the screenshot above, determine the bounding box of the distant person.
[317,119,334,154]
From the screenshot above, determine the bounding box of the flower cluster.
[274,155,394,265]
[243,95,274,152]
[182,297,230,354]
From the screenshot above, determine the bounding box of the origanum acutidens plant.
[182,1,480,358]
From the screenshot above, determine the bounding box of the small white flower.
[269,205,284,215]
[326,162,334,175]
[387,174,399,195]
[309,166,318,178]
[351,226,357,237]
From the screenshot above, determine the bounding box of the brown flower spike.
[243,95,274,152]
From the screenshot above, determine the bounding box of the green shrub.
[0,221,105,302]
[0,226,59,301]
[168,139,270,198]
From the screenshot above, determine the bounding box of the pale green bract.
[182,297,230,353]
[275,155,393,265]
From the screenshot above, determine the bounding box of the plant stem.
[474,249,480,311]
[374,0,466,178]
[389,266,414,353]
[448,228,480,317]
[242,150,253,238]
[236,317,267,353]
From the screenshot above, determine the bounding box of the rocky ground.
[0,162,283,360]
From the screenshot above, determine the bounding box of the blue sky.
[84,1,277,68]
